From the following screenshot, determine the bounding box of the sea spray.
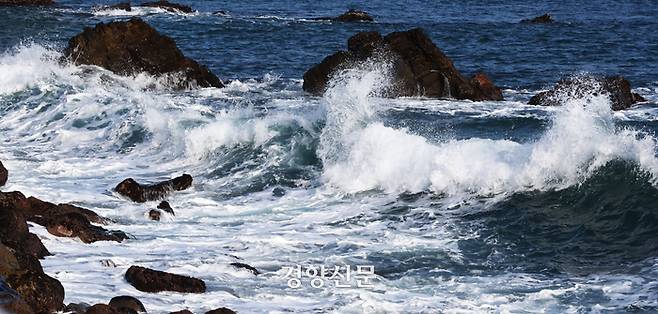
[320,69,658,195]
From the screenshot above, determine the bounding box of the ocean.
[1,0,658,313]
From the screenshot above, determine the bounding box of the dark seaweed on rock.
[63,18,223,89]
[303,28,503,101]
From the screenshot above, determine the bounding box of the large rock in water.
[115,174,193,203]
[63,18,223,89]
[139,0,193,13]
[124,266,206,293]
[528,75,646,111]
[303,28,503,101]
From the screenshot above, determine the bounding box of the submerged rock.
[335,9,373,22]
[0,0,53,5]
[230,262,260,275]
[312,9,374,22]
[169,311,193,314]
[303,28,504,101]
[115,174,193,203]
[157,201,175,215]
[528,75,646,111]
[139,0,192,13]
[107,2,131,11]
[0,161,7,186]
[108,295,146,313]
[521,13,554,24]
[63,18,223,89]
[205,308,237,314]
[148,209,161,221]
[125,265,206,293]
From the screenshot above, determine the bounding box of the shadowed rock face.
[0,207,65,313]
[140,0,192,13]
[124,266,206,293]
[63,18,223,89]
[303,28,504,101]
[0,161,7,186]
[528,75,646,111]
[0,191,127,243]
[0,0,53,5]
[115,174,193,203]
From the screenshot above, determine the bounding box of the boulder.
[170,311,193,314]
[0,278,33,314]
[148,209,161,221]
[45,212,128,243]
[63,18,223,89]
[124,265,206,293]
[108,296,146,313]
[528,75,646,111]
[303,28,504,101]
[0,0,53,5]
[85,304,121,314]
[0,161,7,186]
[115,174,193,203]
[139,0,192,13]
[335,9,373,22]
[157,201,175,215]
[311,9,373,22]
[5,271,65,313]
[205,308,236,314]
[1,191,126,244]
[230,262,260,275]
[65,302,92,314]
[0,206,50,259]
[521,13,554,24]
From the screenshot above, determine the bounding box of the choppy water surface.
[1,1,658,313]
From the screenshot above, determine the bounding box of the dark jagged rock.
[205,308,237,314]
[335,9,373,22]
[1,191,126,244]
[125,265,206,293]
[0,0,53,5]
[63,18,222,89]
[157,201,175,215]
[170,311,193,314]
[0,161,7,186]
[528,75,646,111]
[109,296,146,313]
[230,262,260,275]
[521,13,554,24]
[312,9,373,22]
[115,174,193,203]
[6,271,65,313]
[303,28,504,101]
[66,302,92,314]
[45,212,128,243]
[139,0,192,13]
[0,278,33,314]
[86,304,122,314]
[148,209,161,221]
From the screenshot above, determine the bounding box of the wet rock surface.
[64,18,222,89]
[125,265,206,293]
[303,28,503,101]
[115,174,193,203]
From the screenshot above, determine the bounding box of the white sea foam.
[319,64,658,195]
[1,44,658,313]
